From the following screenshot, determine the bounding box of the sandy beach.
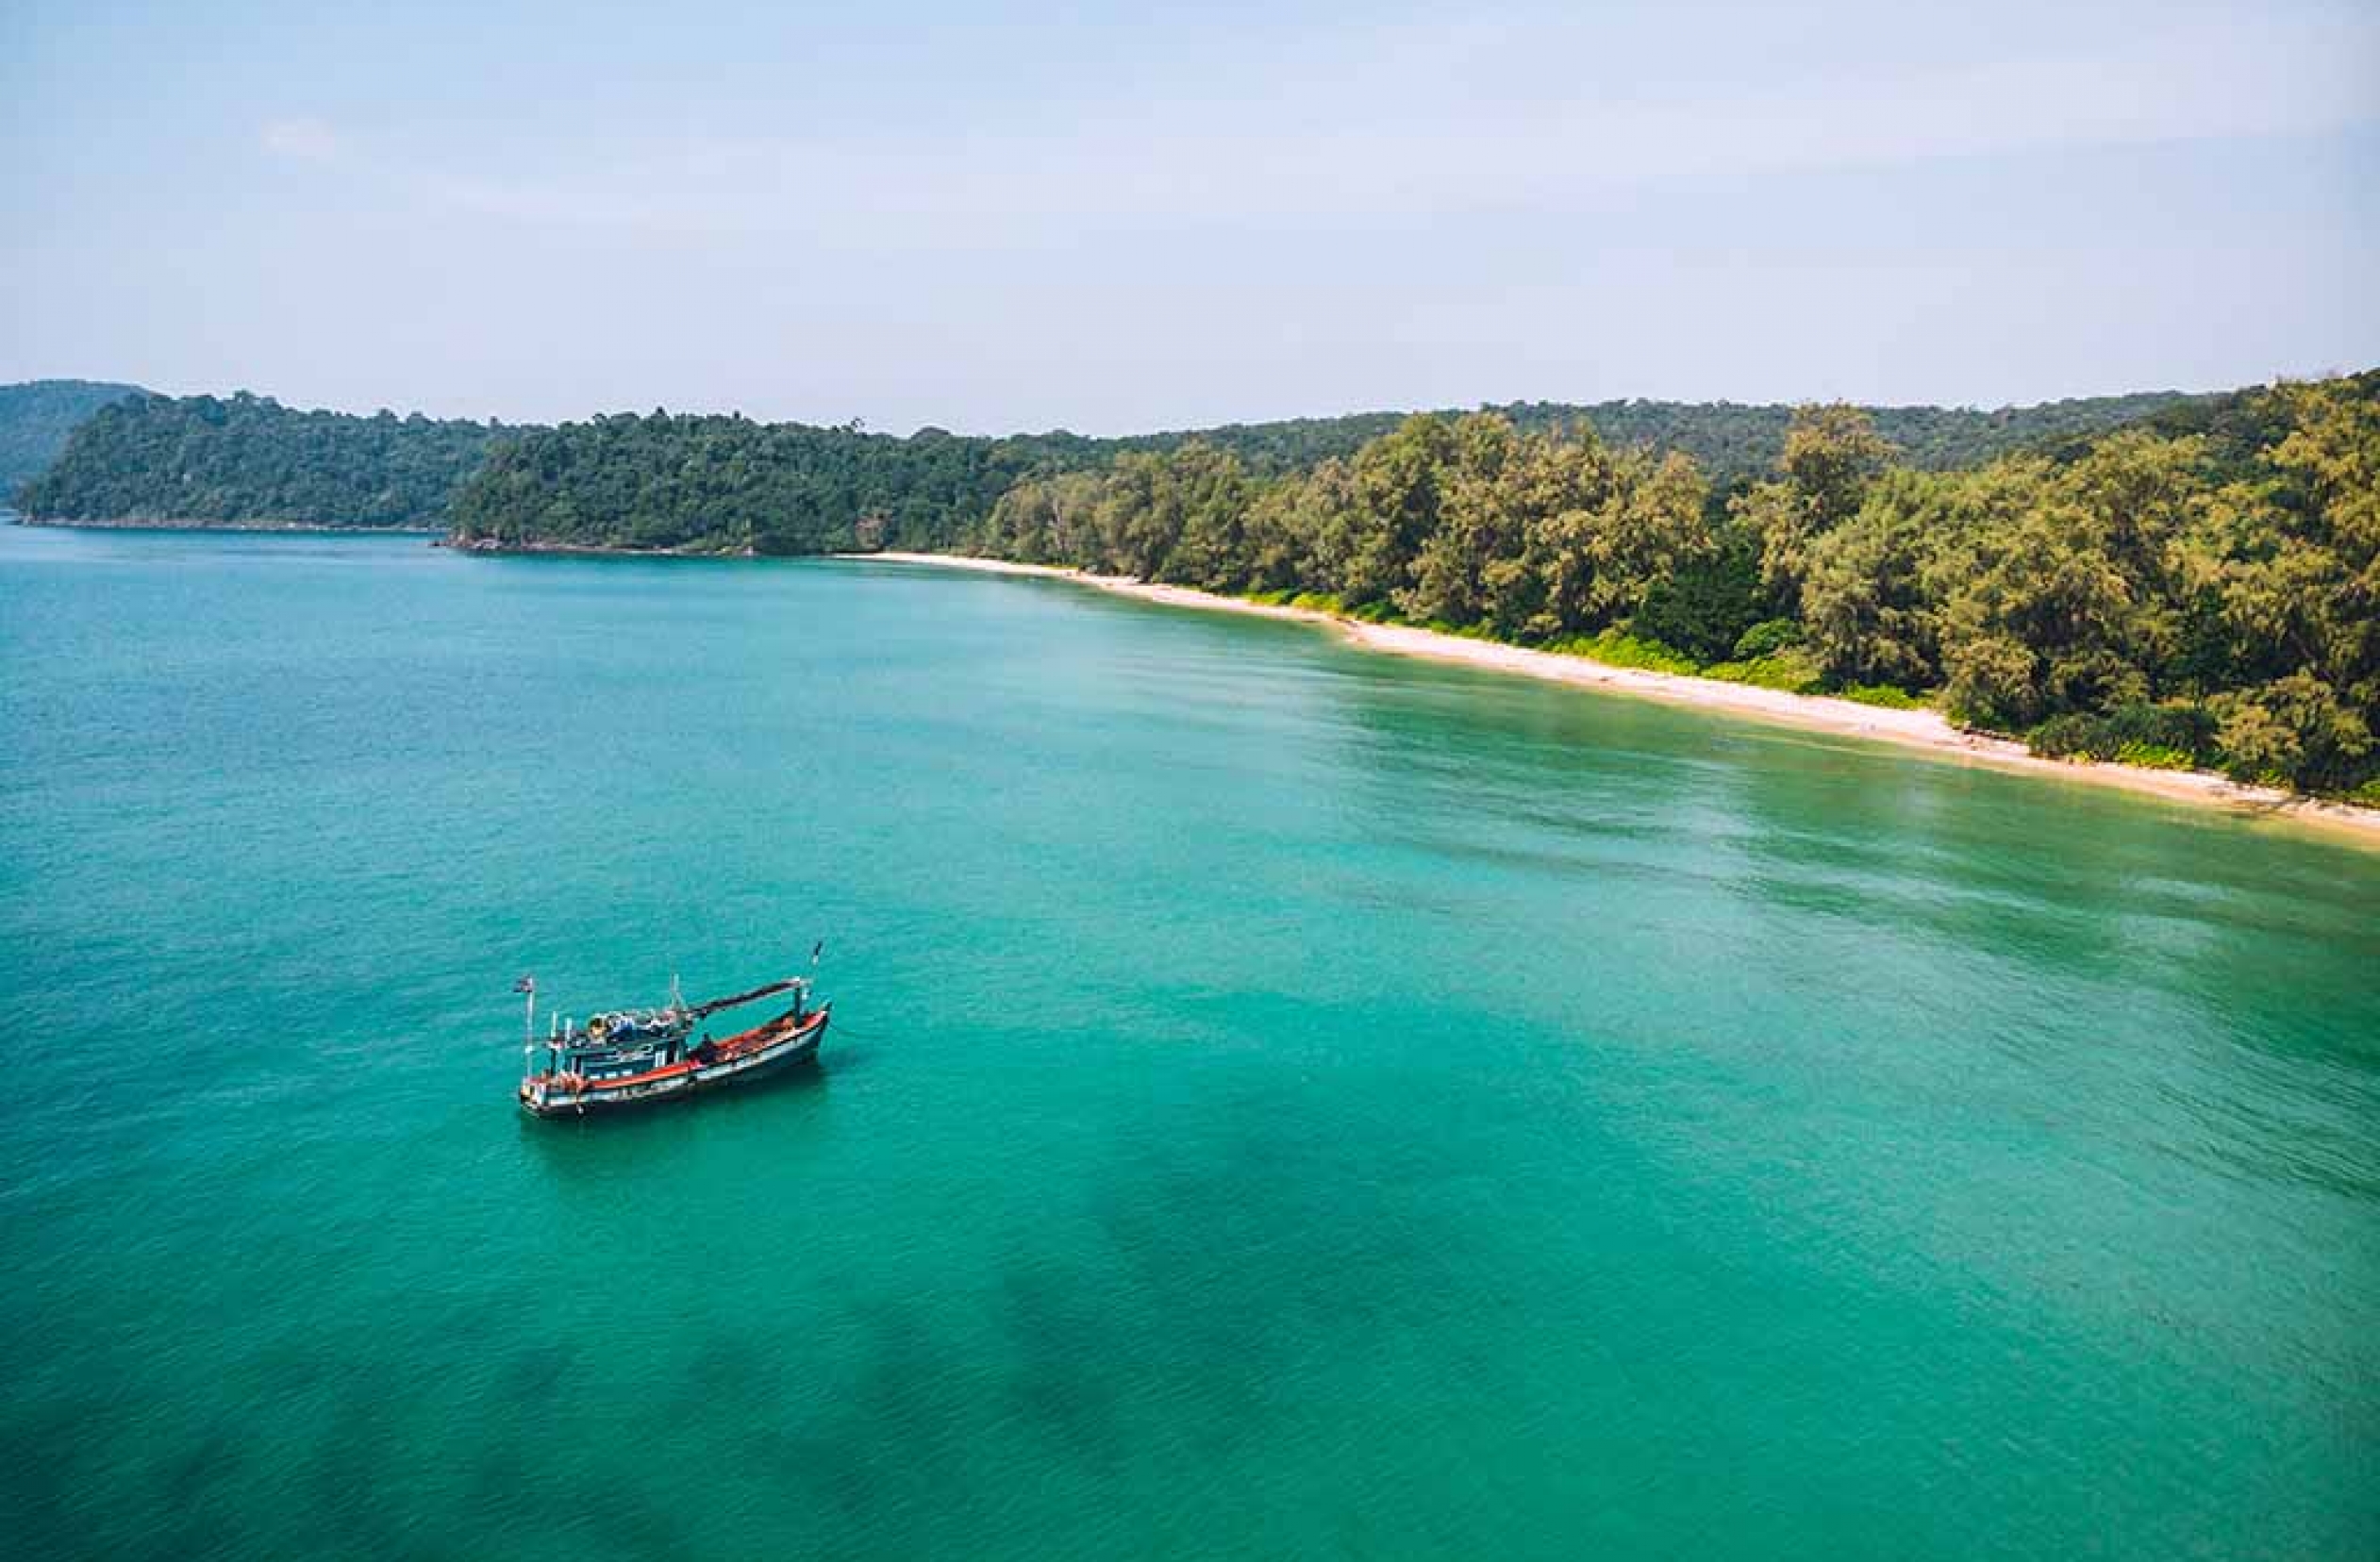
[849,551,2380,845]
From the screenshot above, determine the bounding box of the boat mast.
[517,974,538,1082]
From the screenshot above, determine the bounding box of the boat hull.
[519,1005,828,1118]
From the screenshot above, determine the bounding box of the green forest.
[0,379,142,496]
[446,414,1098,553]
[15,383,2205,538]
[1095,389,2205,481]
[963,374,2380,799]
[11,372,2374,798]
[445,390,2209,554]
[17,392,512,528]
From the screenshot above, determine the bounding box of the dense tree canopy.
[15,380,2211,537]
[0,379,143,499]
[1764,375,2380,792]
[19,392,510,528]
[1074,390,2208,483]
[445,414,1119,554]
[962,374,2380,797]
[431,389,2222,556]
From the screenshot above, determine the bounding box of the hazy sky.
[4,0,2375,434]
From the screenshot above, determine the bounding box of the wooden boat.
[515,968,829,1118]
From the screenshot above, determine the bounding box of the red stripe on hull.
[521,1006,828,1118]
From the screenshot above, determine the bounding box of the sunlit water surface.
[2,527,2374,1558]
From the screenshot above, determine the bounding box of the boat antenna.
[514,974,538,1082]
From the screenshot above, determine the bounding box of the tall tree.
[1731,403,1894,614]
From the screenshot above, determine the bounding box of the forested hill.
[448,415,1107,554]
[15,377,2212,541]
[0,379,144,498]
[1103,390,2208,481]
[445,388,2215,556]
[16,391,519,528]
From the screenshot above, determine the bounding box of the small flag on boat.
[513,974,536,994]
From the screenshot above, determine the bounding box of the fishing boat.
[514,962,829,1118]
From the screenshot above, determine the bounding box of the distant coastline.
[12,515,441,536]
[845,551,2380,846]
[438,536,755,558]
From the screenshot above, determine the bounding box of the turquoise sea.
[2,525,2375,1559]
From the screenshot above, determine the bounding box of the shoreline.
[846,550,2380,845]
[13,515,441,537]
[440,536,755,558]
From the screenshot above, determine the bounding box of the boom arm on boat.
[685,975,807,1021]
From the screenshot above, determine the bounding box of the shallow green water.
[2,526,2375,1559]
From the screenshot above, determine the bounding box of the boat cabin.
[529,983,811,1084]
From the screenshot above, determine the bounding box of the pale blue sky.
[4,1,2374,433]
